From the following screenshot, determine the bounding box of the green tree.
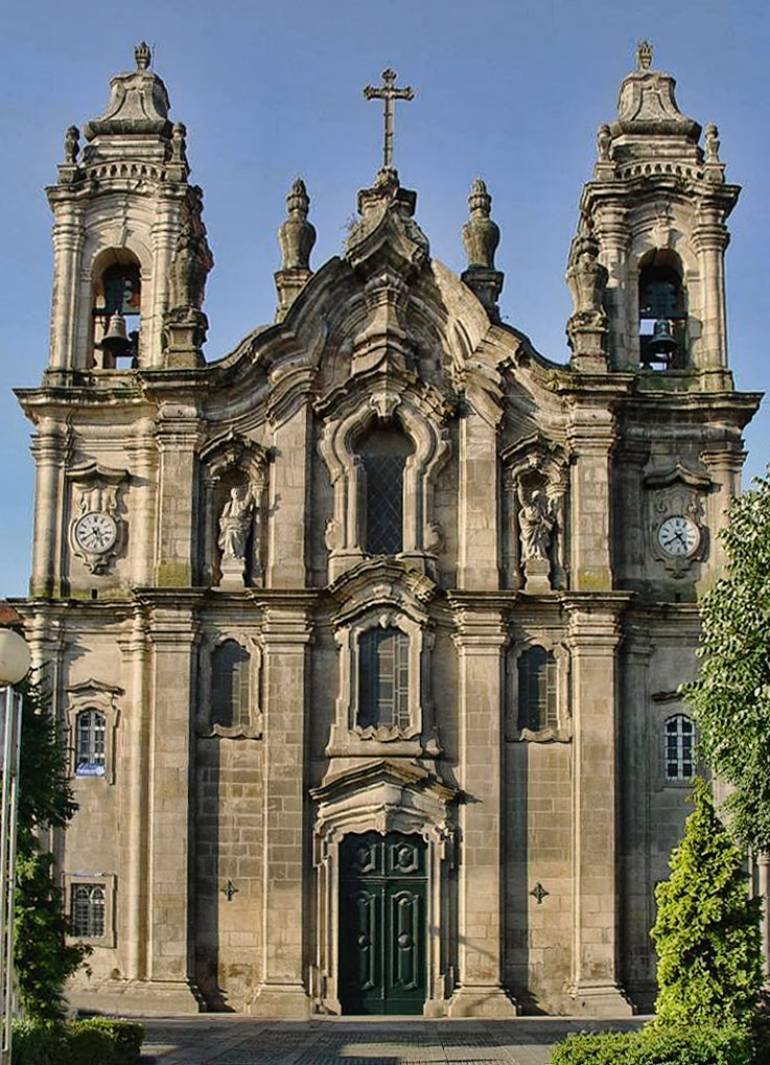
[683,470,770,851]
[14,680,89,1021]
[651,776,763,1030]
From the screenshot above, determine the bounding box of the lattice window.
[71,883,106,938]
[665,713,694,781]
[517,646,557,732]
[358,426,413,556]
[358,627,410,730]
[75,710,106,777]
[211,640,250,728]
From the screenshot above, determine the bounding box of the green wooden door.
[339,831,427,1015]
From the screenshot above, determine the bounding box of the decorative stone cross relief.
[364,68,414,170]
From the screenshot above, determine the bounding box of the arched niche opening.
[91,248,142,370]
[638,249,687,371]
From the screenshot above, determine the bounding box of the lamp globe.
[0,629,31,687]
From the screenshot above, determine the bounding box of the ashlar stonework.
[12,42,764,1018]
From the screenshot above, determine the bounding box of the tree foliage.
[650,777,763,1031]
[14,680,89,1020]
[683,471,770,850]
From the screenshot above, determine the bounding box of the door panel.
[339,831,427,1015]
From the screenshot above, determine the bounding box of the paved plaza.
[140,1016,646,1065]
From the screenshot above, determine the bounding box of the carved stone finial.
[135,41,151,70]
[704,122,720,164]
[64,125,80,165]
[277,178,316,272]
[636,40,653,71]
[461,179,503,320]
[596,124,611,162]
[462,179,500,270]
[170,122,187,164]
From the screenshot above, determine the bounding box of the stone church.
[13,40,762,1017]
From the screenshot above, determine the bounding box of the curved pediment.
[329,557,438,626]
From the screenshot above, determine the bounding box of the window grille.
[517,646,557,732]
[665,714,694,781]
[75,710,106,777]
[71,883,106,938]
[211,640,250,728]
[363,454,405,554]
[358,627,410,730]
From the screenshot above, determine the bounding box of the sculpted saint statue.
[517,485,555,562]
[218,486,254,561]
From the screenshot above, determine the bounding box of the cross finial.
[363,68,414,171]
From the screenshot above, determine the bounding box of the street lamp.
[0,628,31,1065]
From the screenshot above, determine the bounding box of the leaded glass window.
[71,883,106,938]
[75,710,106,777]
[211,640,250,728]
[665,714,694,781]
[358,427,413,556]
[358,627,410,730]
[517,646,557,732]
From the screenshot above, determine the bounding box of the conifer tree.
[651,776,763,1030]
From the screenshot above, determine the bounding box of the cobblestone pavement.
[140,1016,646,1065]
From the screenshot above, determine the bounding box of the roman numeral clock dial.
[657,515,700,558]
[74,512,118,554]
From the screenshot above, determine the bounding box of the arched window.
[638,252,686,370]
[71,883,106,938]
[665,713,694,781]
[211,640,250,729]
[518,646,557,732]
[92,253,141,368]
[358,627,410,730]
[75,710,106,777]
[357,427,414,556]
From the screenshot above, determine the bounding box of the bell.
[96,312,133,357]
[647,318,678,360]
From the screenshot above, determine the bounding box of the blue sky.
[1,0,767,598]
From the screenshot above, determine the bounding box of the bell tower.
[46,42,213,380]
[571,41,736,388]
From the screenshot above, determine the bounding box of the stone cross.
[364,68,414,170]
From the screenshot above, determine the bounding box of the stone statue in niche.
[218,485,255,589]
[517,482,556,592]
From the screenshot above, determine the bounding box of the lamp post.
[0,628,31,1065]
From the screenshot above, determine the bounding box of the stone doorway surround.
[310,759,459,1016]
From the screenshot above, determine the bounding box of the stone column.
[155,402,201,588]
[266,404,310,588]
[594,204,630,370]
[566,596,633,1017]
[567,400,616,592]
[447,598,517,1017]
[48,202,85,372]
[457,410,500,591]
[693,206,729,382]
[118,609,151,982]
[249,598,314,1017]
[149,191,181,368]
[145,603,200,1010]
[30,417,67,598]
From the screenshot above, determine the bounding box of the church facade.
[14,42,762,1017]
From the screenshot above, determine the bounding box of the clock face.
[74,512,118,554]
[657,515,700,558]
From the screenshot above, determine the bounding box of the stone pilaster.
[447,598,517,1017]
[593,204,631,370]
[567,400,617,592]
[29,417,68,598]
[249,597,314,1017]
[566,596,633,1017]
[117,609,151,982]
[47,201,85,373]
[692,202,730,386]
[700,442,745,577]
[266,404,310,588]
[155,402,201,587]
[125,418,158,588]
[145,603,201,1010]
[150,190,183,368]
[457,412,500,590]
